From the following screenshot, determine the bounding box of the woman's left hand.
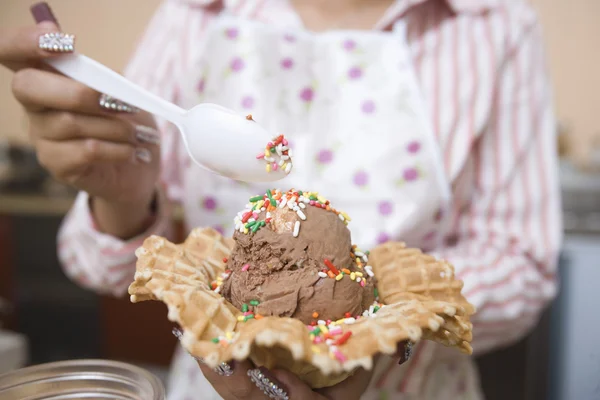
[197,341,412,400]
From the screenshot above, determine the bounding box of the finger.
[12,68,106,115]
[316,370,371,400]
[29,111,160,145]
[316,362,378,400]
[269,368,323,400]
[36,138,143,184]
[199,360,266,399]
[0,22,68,71]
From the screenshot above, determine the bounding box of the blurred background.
[0,1,599,399]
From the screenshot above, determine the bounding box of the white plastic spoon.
[44,53,291,182]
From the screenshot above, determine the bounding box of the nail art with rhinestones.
[248,368,289,400]
[100,94,139,113]
[399,341,413,364]
[134,148,152,164]
[214,362,234,377]
[39,32,75,52]
[135,125,161,145]
[172,328,234,376]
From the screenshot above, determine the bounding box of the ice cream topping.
[256,133,293,175]
[223,189,375,324]
[234,189,351,236]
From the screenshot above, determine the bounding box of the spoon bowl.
[180,103,289,181]
[45,53,291,182]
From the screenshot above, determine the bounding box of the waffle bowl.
[128,228,475,388]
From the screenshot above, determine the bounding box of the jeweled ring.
[248,369,289,400]
[99,94,138,113]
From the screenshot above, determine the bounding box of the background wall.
[0,0,161,146]
[530,0,600,167]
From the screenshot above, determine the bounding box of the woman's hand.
[0,17,161,238]
[198,359,374,400]
[197,342,412,399]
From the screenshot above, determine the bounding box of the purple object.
[317,149,333,164]
[353,171,369,186]
[31,2,59,26]
[378,201,393,216]
[403,168,419,181]
[300,87,314,102]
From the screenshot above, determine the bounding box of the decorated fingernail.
[135,125,160,145]
[172,328,233,376]
[399,342,413,364]
[172,328,203,362]
[39,32,74,52]
[248,368,289,400]
[31,2,59,25]
[214,362,234,377]
[99,94,139,113]
[134,148,152,164]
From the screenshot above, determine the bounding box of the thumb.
[269,368,326,400]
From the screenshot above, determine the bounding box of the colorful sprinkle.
[312,311,319,318]
[234,189,351,236]
[241,264,250,272]
[333,350,347,362]
[210,270,231,293]
[293,221,300,237]
[258,135,293,175]
[249,300,260,306]
[334,331,352,346]
[324,259,339,275]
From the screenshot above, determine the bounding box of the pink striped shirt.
[57,0,562,398]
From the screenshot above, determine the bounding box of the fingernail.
[100,94,139,113]
[134,148,152,164]
[31,2,59,25]
[398,342,413,364]
[248,368,289,400]
[38,32,75,53]
[172,327,183,341]
[135,125,161,145]
[214,362,234,377]
[173,328,206,365]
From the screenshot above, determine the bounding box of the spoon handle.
[45,54,186,123]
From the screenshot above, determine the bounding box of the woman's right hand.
[1,21,161,237]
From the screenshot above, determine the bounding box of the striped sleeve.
[432,18,562,354]
[57,1,209,296]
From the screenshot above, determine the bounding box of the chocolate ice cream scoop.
[221,189,375,324]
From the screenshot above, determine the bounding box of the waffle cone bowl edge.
[128,227,476,388]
